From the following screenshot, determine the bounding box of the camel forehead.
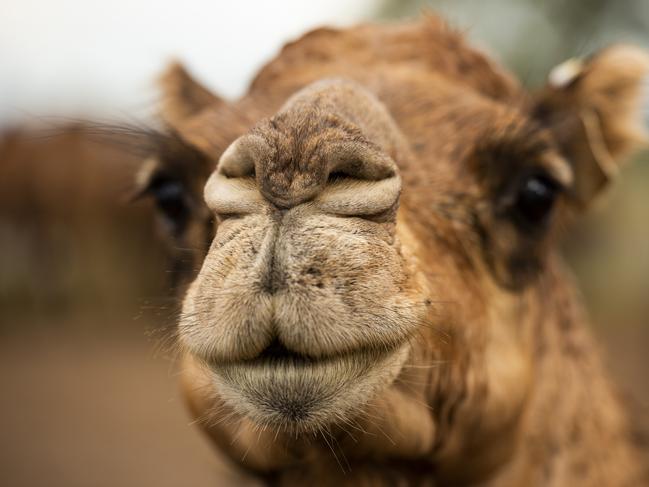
[248,17,522,102]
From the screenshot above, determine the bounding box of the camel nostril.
[217,135,265,179]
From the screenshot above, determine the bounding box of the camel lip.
[225,341,405,370]
[207,346,362,371]
[209,342,406,386]
[205,341,411,432]
[202,339,327,369]
[204,335,407,370]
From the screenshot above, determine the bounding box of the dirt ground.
[0,316,260,487]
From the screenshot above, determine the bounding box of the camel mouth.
[249,338,319,364]
[207,340,410,432]
[235,338,381,368]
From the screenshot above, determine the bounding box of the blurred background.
[1,1,648,486]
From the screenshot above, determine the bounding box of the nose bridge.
[255,151,328,209]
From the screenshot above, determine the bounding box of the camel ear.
[158,61,223,127]
[534,45,649,208]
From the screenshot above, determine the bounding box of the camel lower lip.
[207,344,409,431]
[233,346,369,367]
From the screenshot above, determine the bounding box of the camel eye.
[150,177,189,235]
[512,174,559,230]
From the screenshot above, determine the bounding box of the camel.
[134,15,649,486]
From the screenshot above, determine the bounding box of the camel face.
[134,17,649,485]
[178,80,427,432]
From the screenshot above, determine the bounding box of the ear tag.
[548,58,585,89]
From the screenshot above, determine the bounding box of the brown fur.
[139,15,649,486]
